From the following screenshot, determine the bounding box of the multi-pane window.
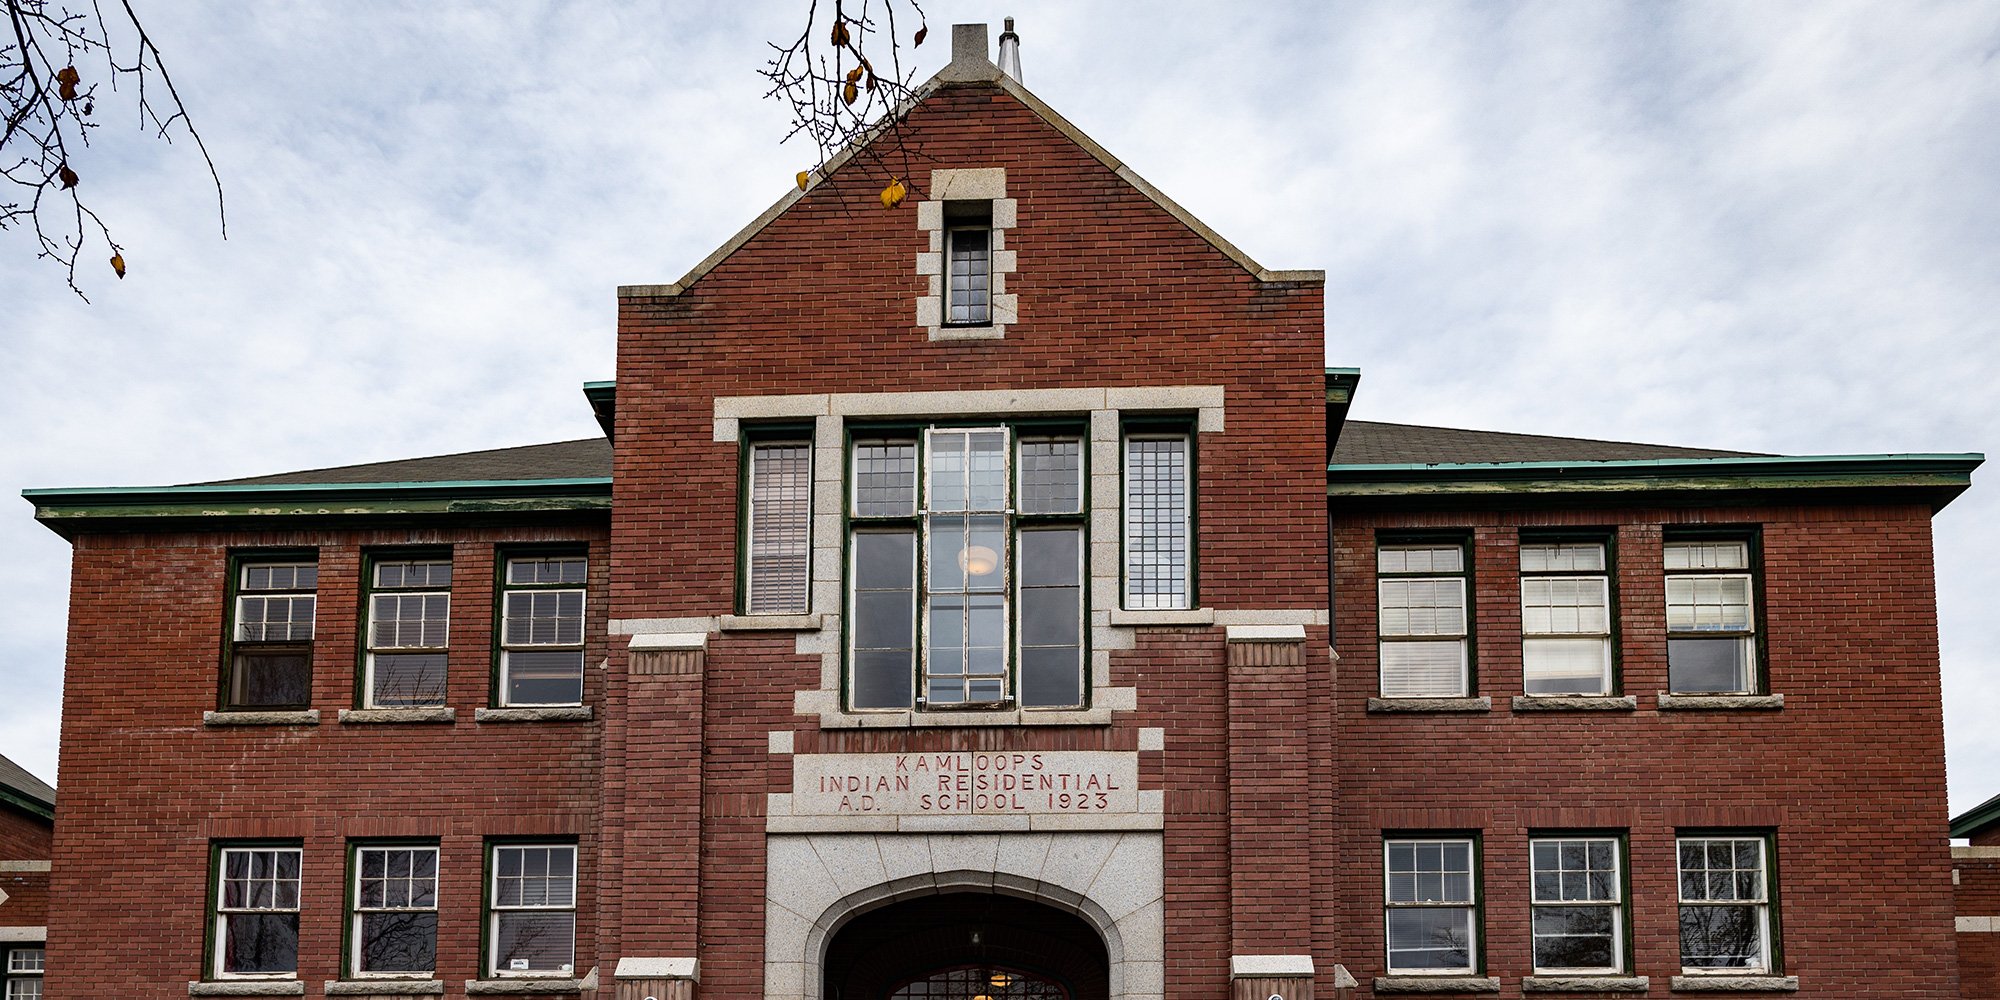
[488,844,577,978]
[1520,542,1612,695]
[944,201,993,325]
[499,555,587,707]
[226,558,318,709]
[4,948,42,1000]
[1378,543,1469,697]
[846,425,1086,711]
[212,845,302,978]
[1383,838,1478,974]
[365,558,451,708]
[1530,837,1623,973]
[1665,540,1758,693]
[1124,434,1192,611]
[744,440,813,614]
[1677,835,1774,973]
[351,845,439,977]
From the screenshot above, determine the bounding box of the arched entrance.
[823,892,1110,1000]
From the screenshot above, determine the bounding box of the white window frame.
[364,558,452,709]
[1377,542,1470,698]
[350,844,440,979]
[1664,539,1760,695]
[212,846,303,981]
[487,843,578,979]
[1529,836,1624,975]
[1519,542,1613,696]
[744,439,814,615]
[1383,837,1479,975]
[1122,431,1193,611]
[497,556,588,708]
[1676,835,1774,975]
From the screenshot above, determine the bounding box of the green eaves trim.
[1328,453,1982,496]
[25,476,612,522]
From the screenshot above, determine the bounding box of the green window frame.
[206,840,303,981]
[493,549,588,708]
[483,840,578,979]
[360,551,453,709]
[220,551,319,711]
[1676,831,1781,975]
[844,420,1088,712]
[345,840,440,980]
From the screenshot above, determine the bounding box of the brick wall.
[45,521,608,996]
[1332,504,1957,997]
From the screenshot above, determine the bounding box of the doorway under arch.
[823,892,1111,1000]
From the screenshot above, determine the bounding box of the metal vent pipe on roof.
[998,17,1022,81]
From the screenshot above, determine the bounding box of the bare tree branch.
[1,0,223,300]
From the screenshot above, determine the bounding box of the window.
[224,557,317,710]
[743,438,813,614]
[1677,835,1775,973]
[498,555,587,707]
[350,844,439,977]
[1520,542,1612,695]
[847,425,1086,711]
[4,948,42,1000]
[1530,837,1624,974]
[212,845,301,979]
[364,557,452,708]
[1124,432,1193,611]
[1383,837,1478,974]
[488,843,576,978]
[943,200,992,325]
[1665,539,1758,693]
[1377,542,1469,697]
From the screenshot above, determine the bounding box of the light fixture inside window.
[958,544,1000,577]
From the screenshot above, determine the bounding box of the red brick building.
[1953,798,2000,998]
[0,755,52,999]
[24,23,1981,1000]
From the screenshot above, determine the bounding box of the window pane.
[1125,437,1190,610]
[505,650,584,706]
[853,440,917,516]
[360,911,437,974]
[1379,641,1467,697]
[1533,906,1617,970]
[1679,905,1762,969]
[494,911,576,974]
[1386,908,1472,971]
[1523,638,1611,694]
[748,443,813,614]
[1668,637,1753,693]
[229,650,312,708]
[222,913,298,974]
[1018,437,1083,514]
[371,653,449,707]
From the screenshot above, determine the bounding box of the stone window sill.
[189,981,306,996]
[338,708,455,725]
[1670,975,1798,992]
[464,978,589,994]
[1656,693,1785,711]
[1523,976,1649,992]
[1367,697,1491,714]
[1512,695,1638,712]
[325,980,444,995]
[473,706,593,723]
[1373,976,1501,994]
[1108,608,1215,627]
[718,613,824,632]
[203,710,319,727]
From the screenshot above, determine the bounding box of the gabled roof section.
[0,753,54,820]
[618,23,1321,301]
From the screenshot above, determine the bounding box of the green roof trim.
[1954,794,2000,840]
[1328,452,1981,505]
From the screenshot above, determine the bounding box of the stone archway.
[762,832,1163,1000]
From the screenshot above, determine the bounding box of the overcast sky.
[3,1,1995,813]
